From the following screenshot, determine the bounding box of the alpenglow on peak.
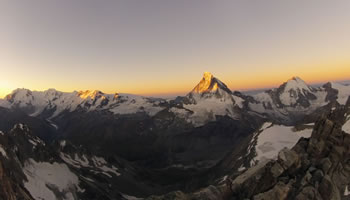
[192,72,216,93]
[190,72,232,95]
[203,72,214,81]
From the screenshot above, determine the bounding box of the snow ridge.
[0,88,166,118]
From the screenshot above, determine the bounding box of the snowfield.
[343,116,350,134]
[330,82,350,105]
[253,123,313,162]
[23,159,81,200]
[183,97,238,126]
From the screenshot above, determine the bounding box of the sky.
[1,0,350,98]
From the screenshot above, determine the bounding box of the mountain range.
[0,72,349,200]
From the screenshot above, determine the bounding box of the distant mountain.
[244,76,350,124]
[1,73,349,126]
[0,73,349,200]
[0,88,166,118]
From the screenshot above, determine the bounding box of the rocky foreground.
[147,106,350,200]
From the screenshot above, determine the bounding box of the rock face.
[148,106,350,200]
[229,106,350,200]
[0,160,33,200]
[188,72,234,100]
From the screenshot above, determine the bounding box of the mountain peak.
[5,88,32,101]
[277,76,316,106]
[282,76,310,92]
[78,90,104,99]
[186,72,235,104]
[191,72,230,94]
[289,76,304,83]
[192,72,214,93]
[203,72,214,82]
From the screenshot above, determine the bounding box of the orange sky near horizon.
[0,61,349,98]
[1,1,350,98]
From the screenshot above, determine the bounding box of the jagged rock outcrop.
[147,106,350,200]
[230,107,350,200]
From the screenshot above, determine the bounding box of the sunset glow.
[1,1,349,98]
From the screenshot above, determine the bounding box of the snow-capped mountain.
[246,77,350,124]
[277,76,318,106]
[187,71,234,101]
[0,88,166,118]
[0,72,349,200]
[0,73,349,127]
[169,72,244,126]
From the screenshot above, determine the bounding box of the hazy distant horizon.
[1,75,349,99]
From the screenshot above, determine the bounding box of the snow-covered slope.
[246,122,313,166]
[343,114,350,134]
[23,159,82,200]
[0,88,166,118]
[329,82,350,105]
[170,72,244,126]
[279,77,315,106]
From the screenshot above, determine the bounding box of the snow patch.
[331,82,350,105]
[232,95,244,108]
[260,122,273,131]
[48,120,59,130]
[345,185,350,196]
[60,153,89,168]
[122,194,143,200]
[183,97,237,126]
[60,154,121,177]
[0,145,7,158]
[23,159,81,200]
[60,140,67,148]
[238,165,246,172]
[169,107,190,118]
[342,118,350,134]
[109,95,164,116]
[92,156,121,177]
[28,136,45,147]
[254,125,312,162]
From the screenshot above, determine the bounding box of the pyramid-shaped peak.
[190,72,231,94]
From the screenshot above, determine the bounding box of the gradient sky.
[1,0,350,98]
